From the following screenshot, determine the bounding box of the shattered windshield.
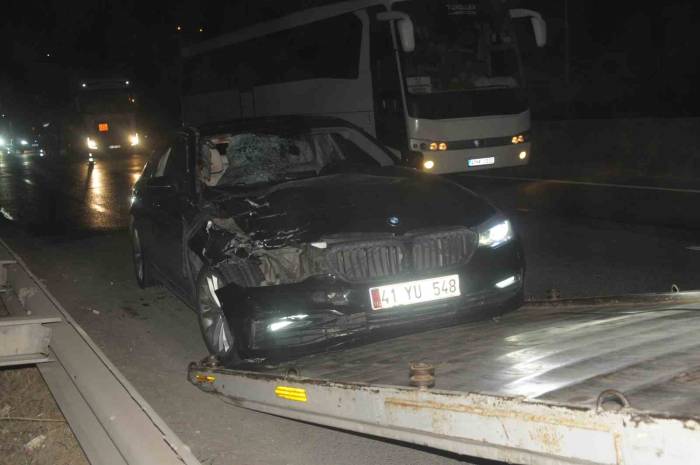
[394,0,521,94]
[198,129,393,187]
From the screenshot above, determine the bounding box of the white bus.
[181,0,546,174]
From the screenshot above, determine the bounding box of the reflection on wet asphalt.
[0,151,147,234]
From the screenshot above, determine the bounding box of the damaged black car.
[129,116,524,364]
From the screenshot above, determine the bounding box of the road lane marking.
[461,174,700,194]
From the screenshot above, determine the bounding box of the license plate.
[369,274,460,310]
[109,144,121,149]
[468,156,495,167]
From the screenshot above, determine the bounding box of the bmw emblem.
[387,216,400,227]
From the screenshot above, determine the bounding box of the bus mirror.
[397,18,415,52]
[377,11,415,53]
[509,9,547,48]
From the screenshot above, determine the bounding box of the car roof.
[193,115,360,137]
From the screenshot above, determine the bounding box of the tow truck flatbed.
[189,293,700,465]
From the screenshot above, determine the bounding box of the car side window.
[163,136,189,190]
[153,147,172,178]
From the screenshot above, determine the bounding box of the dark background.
[1,0,699,128]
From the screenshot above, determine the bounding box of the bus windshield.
[394,0,521,95]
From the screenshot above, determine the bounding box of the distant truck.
[181,0,546,174]
[71,78,142,157]
[0,122,39,156]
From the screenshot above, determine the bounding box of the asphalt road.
[2,150,700,464]
[0,149,146,233]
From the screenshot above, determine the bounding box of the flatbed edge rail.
[188,339,700,465]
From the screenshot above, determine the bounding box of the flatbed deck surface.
[260,293,700,418]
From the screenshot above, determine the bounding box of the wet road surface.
[2,153,700,465]
[0,150,146,234]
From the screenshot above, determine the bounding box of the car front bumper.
[218,240,524,360]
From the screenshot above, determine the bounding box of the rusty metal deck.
[259,293,700,418]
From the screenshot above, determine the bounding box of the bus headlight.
[512,134,526,144]
[410,139,448,152]
[86,137,98,150]
[129,133,140,146]
[477,216,513,248]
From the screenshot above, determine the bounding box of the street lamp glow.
[81,82,87,88]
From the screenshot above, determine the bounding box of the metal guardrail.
[0,238,202,465]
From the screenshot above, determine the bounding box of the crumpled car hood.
[212,167,497,241]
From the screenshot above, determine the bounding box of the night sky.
[2,0,700,124]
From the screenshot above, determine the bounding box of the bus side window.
[369,8,408,154]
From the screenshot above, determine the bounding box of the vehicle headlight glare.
[20,139,28,146]
[86,137,98,150]
[129,133,140,146]
[0,137,5,147]
[478,219,513,248]
[267,314,309,332]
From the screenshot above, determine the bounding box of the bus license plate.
[369,275,460,310]
[468,157,495,167]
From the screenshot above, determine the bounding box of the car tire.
[196,265,244,366]
[130,222,157,289]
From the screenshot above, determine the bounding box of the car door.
[132,145,170,265]
[147,133,192,291]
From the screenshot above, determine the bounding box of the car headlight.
[129,133,140,146]
[477,215,514,248]
[20,139,28,146]
[86,137,98,150]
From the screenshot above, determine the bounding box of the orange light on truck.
[98,123,109,132]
